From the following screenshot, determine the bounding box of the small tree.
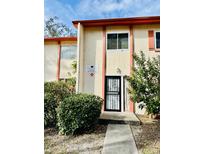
[127,51,160,115]
[71,60,77,74]
[62,60,77,91]
[44,16,77,37]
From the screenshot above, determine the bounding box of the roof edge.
[72,16,160,28]
[44,36,77,42]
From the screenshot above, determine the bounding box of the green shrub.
[127,51,160,115]
[65,77,76,93]
[44,81,74,128]
[57,94,103,135]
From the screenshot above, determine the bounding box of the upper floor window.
[155,31,160,49]
[107,33,128,50]
[61,45,77,59]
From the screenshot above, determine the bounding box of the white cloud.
[76,0,138,18]
[45,0,77,27]
[75,0,159,19]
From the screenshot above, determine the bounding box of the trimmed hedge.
[44,81,74,128]
[57,94,103,135]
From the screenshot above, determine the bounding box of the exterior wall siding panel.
[44,40,77,82]
[82,27,103,97]
[133,24,160,58]
[106,26,130,76]
[44,43,59,81]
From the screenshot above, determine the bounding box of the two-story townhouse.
[72,16,160,113]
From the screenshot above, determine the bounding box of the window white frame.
[106,31,130,51]
[154,31,160,50]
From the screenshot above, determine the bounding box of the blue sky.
[45,0,160,29]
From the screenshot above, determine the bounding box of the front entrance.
[105,76,121,112]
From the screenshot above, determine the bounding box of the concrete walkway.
[102,124,138,154]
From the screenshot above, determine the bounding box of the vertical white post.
[76,23,81,93]
[121,75,124,112]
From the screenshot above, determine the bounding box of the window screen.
[107,34,117,49]
[61,45,77,59]
[118,33,128,49]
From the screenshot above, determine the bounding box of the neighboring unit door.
[105,76,121,112]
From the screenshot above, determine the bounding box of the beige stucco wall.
[106,26,130,76]
[82,27,103,97]
[60,41,77,45]
[44,40,77,82]
[133,24,160,58]
[44,42,58,81]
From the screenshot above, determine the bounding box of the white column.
[121,75,124,112]
[76,23,81,93]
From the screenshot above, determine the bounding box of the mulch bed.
[44,124,107,154]
[130,115,160,154]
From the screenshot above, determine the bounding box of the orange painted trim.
[129,101,134,113]
[73,16,160,28]
[129,25,135,113]
[102,26,106,111]
[44,37,77,42]
[148,30,155,50]
[130,25,134,75]
[56,41,61,80]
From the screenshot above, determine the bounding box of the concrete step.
[98,112,141,125]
